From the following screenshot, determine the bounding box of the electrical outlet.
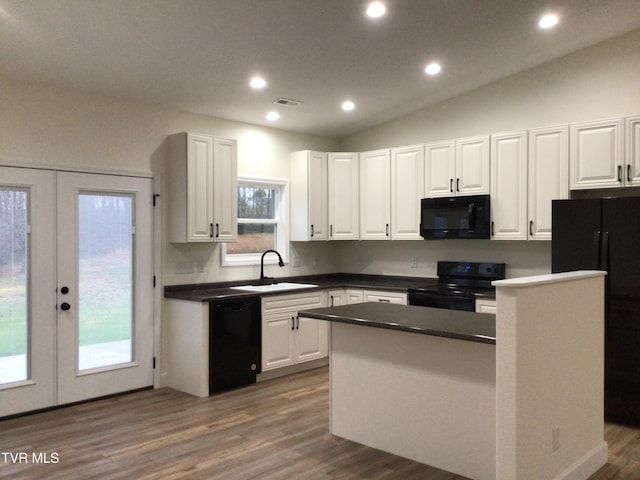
[552,427,560,452]
[410,257,418,268]
[293,256,301,267]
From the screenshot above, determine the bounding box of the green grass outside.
[0,253,132,358]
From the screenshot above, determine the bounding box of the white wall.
[0,77,341,286]
[336,28,640,278]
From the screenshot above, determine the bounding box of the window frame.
[221,177,289,267]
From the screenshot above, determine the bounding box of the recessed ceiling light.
[341,101,355,111]
[266,111,280,121]
[366,2,386,18]
[250,76,267,89]
[538,14,559,29]
[425,63,442,75]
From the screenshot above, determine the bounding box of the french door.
[0,167,154,416]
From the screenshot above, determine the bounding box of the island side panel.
[329,322,496,480]
[495,272,607,480]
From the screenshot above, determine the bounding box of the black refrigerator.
[552,197,640,424]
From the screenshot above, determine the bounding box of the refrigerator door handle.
[593,231,602,269]
[600,231,609,272]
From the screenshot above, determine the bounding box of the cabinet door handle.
[296,315,300,330]
[628,164,632,183]
[456,178,460,192]
[215,223,220,238]
[491,221,495,236]
[386,224,389,236]
[209,223,214,238]
[330,295,334,307]
[291,316,295,331]
[378,299,390,303]
[449,178,453,193]
[330,224,333,237]
[618,165,622,182]
[529,220,534,236]
[310,224,314,237]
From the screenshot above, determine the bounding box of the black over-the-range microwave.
[420,194,491,239]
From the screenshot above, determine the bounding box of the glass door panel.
[78,194,134,371]
[0,167,56,418]
[57,172,153,405]
[0,189,28,384]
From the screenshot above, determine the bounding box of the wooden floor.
[0,367,639,480]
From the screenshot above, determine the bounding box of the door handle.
[291,316,295,331]
[456,178,460,192]
[60,302,71,311]
[529,220,533,236]
[310,224,314,237]
[386,224,389,236]
[618,165,622,182]
[449,178,453,193]
[628,164,632,183]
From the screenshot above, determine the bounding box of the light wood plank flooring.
[0,367,638,479]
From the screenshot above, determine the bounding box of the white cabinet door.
[290,150,328,241]
[345,289,364,304]
[328,152,359,240]
[295,316,328,363]
[168,133,214,242]
[490,131,528,240]
[168,132,238,243]
[570,118,624,190]
[327,289,346,307]
[626,116,640,187]
[262,313,296,370]
[424,140,456,197]
[391,145,424,240]
[212,137,237,242]
[528,126,569,240]
[456,135,490,196]
[360,149,391,240]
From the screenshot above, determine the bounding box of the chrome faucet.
[259,249,285,284]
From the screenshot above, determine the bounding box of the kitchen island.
[299,270,608,480]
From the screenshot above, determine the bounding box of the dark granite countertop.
[164,273,442,302]
[299,302,496,345]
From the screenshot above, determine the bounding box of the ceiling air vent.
[273,97,303,108]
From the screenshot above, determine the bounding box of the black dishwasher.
[209,296,261,394]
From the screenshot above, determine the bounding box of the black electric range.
[408,261,506,312]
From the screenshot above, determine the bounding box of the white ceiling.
[2,0,640,137]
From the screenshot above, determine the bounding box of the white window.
[222,177,289,266]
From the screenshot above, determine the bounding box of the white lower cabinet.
[475,298,497,314]
[363,290,407,305]
[262,291,328,371]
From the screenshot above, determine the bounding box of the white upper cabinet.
[212,137,238,242]
[290,150,328,241]
[424,140,456,197]
[490,131,528,240]
[626,115,640,187]
[360,149,391,240]
[570,118,624,190]
[455,135,491,196]
[328,152,359,240]
[391,145,424,240]
[528,126,569,240]
[168,132,237,243]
